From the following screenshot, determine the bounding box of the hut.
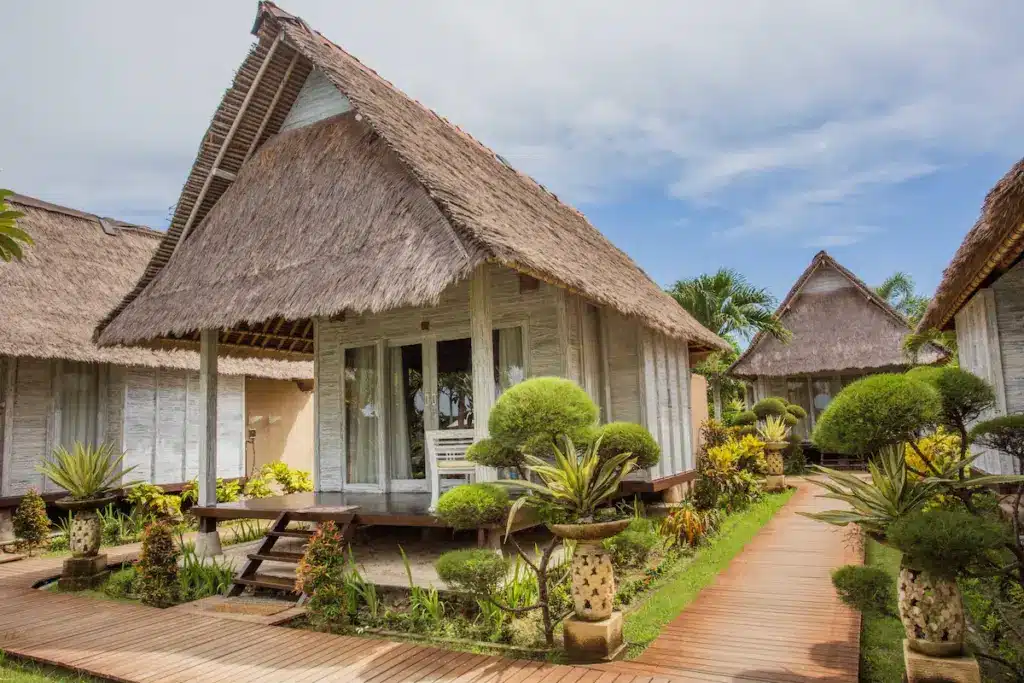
[731,251,943,440]
[917,158,1024,475]
[0,194,313,538]
[95,1,728,542]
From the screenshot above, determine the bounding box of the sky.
[3,0,1023,306]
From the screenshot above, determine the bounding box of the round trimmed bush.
[436,548,508,594]
[465,438,520,469]
[488,377,598,456]
[732,410,758,426]
[753,397,787,419]
[786,404,807,420]
[886,509,1008,577]
[811,373,940,455]
[596,422,661,468]
[970,414,1024,459]
[831,565,894,614]
[907,366,995,429]
[435,483,509,530]
[783,413,799,427]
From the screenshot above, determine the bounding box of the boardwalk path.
[0,480,859,682]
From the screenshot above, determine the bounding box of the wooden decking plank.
[238,630,349,683]
[140,625,286,683]
[383,646,467,683]
[366,644,443,683]
[336,641,439,683]
[198,628,332,683]
[308,640,421,683]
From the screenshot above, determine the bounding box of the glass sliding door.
[389,343,427,490]
[493,327,525,397]
[437,337,474,430]
[344,345,379,486]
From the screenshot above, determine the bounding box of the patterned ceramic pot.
[898,564,965,657]
[571,540,616,621]
[69,510,102,558]
[764,451,785,476]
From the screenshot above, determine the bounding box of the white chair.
[426,429,477,510]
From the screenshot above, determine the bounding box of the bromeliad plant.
[37,442,137,501]
[757,415,790,444]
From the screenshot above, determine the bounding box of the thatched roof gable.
[1,194,311,380]
[96,1,727,355]
[730,251,943,379]
[917,158,1024,332]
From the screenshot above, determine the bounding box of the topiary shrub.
[731,410,758,426]
[595,422,661,468]
[465,438,520,470]
[136,520,180,607]
[886,509,1008,578]
[13,488,50,556]
[971,415,1024,462]
[488,377,598,458]
[435,483,509,530]
[603,518,660,569]
[783,413,799,427]
[436,548,508,594]
[907,366,995,433]
[812,373,940,455]
[786,404,807,420]
[753,398,787,419]
[831,565,894,615]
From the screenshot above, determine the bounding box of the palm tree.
[875,271,929,324]
[0,189,31,262]
[669,269,789,418]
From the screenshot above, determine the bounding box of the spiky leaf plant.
[37,442,138,500]
[12,488,50,555]
[0,189,31,262]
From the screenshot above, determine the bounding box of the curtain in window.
[345,346,378,484]
[494,327,525,397]
[60,362,100,448]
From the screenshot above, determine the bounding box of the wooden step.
[247,551,304,564]
[265,529,314,539]
[233,574,299,593]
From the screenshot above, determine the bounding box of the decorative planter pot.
[570,540,616,621]
[548,519,629,541]
[898,564,965,657]
[55,495,117,559]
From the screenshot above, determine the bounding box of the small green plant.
[731,410,758,427]
[296,521,348,628]
[400,546,443,627]
[242,476,274,499]
[436,549,508,594]
[757,415,790,443]
[244,462,314,497]
[435,483,509,530]
[104,566,140,600]
[178,538,235,601]
[98,505,153,546]
[594,422,661,468]
[126,483,182,520]
[886,509,1008,578]
[136,520,180,607]
[12,488,50,556]
[180,477,242,504]
[48,511,73,553]
[225,518,268,545]
[831,565,895,615]
[603,518,660,569]
[37,442,137,500]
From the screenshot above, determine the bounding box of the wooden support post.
[197,330,222,557]
[470,265,496,480]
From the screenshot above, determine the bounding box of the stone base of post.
[563,612,625,662]
[58,554,109,591]
[903,640,980,683]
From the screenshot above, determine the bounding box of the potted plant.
[38,442,137,559]
[505,434,638,622]
[757,415,789,488]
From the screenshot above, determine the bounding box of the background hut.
[918,158,1024,475]
[731,251,943,441]
[0,194,312,538]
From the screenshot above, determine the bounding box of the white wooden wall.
[0,358,246,496]
[993,260,1024,417]
[638,330,692,481]
[280,69,351,133]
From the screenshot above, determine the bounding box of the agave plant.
[37,442,138,501]
[801,445,938,540]
[757,415,790,443]
[501,434,638,535]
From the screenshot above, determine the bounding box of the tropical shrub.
[831,565,895,615]
[784,437,806,475]
[435,548,508,595]
[180,478,242,505]
[698,438,764,511]
[786,404,807,420]
[752,397,787,420]
[487,377,598,459]
[757,415,790,443]
[660,503,707,547]
[886,509,1008,578]
[242,476,274,499]
[12,488,50,555]
[595,422,661,468]
[970,415,1024,465]
[465,438,520,471]
[244,462,314,498]
[37,442,137,500]
[603,518,660,569]
[136,521,180,607]
[812,374,940,456]
[904,427,962,478]
[296,521,349,628]
[435,483,508,530]
[126,483,182,519]
[906,366,996,434]
[731,410,758,427]
[104,566,140,600]
[178,541,235,602]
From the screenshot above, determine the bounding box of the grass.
[622,488,796,657]
[0,653,104,683]
[858,538,904,683]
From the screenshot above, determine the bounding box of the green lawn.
[622,488,796,657]
[858,539,904,683]
[0,653,103,683]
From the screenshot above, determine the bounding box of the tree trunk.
[712,380,723,420]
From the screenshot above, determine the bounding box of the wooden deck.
[599,480,862,683]
[0,479,860,683]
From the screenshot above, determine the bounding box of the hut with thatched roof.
[0,194,313,524]
[917,158,1024,475]
[731,251,943,440]
[95,1,728,525]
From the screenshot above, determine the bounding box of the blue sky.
[3,1,1023,307]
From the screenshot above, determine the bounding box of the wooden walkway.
[601,481,862,683]
[0,480,860,683]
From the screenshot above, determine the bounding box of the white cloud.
[1,0,1022,238]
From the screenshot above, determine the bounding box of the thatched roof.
[0,194,312,379]
[917,158,1024,332]
[730,251,944,379]
[96,1,727,356]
